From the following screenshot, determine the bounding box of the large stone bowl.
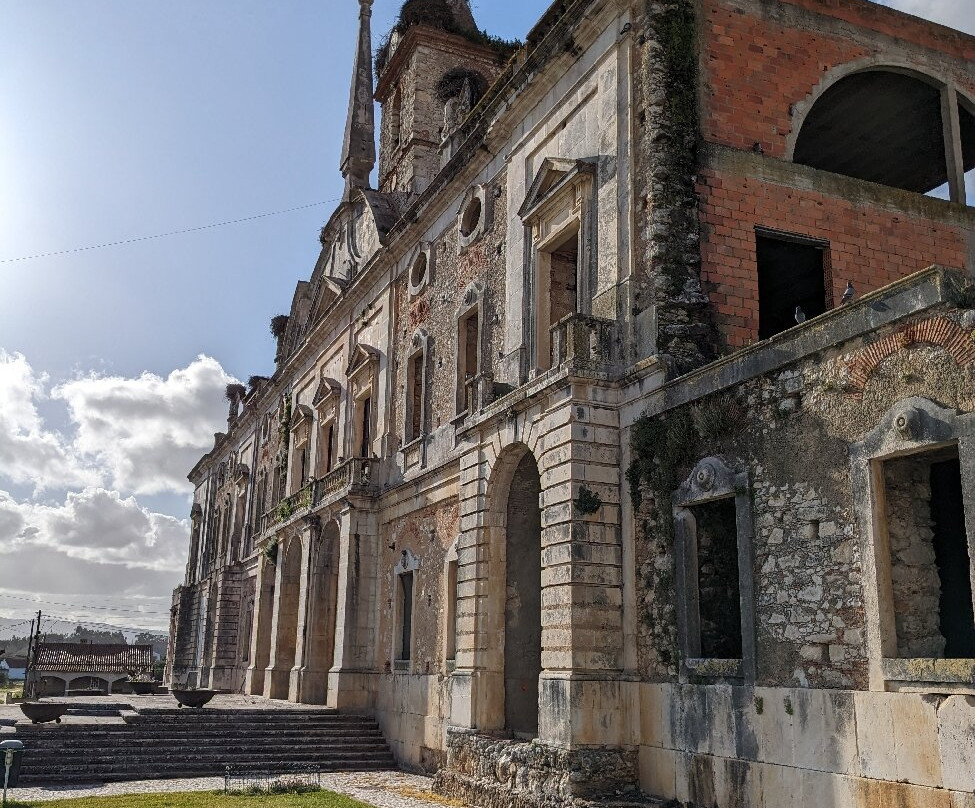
[171,689,217,709]
[127,681,158,695]
[20,702,68,724]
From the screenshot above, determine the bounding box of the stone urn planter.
[128,681,158,695]
[20,702,68,724]
[171,689,217,709]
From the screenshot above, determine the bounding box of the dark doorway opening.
[930,455,975,658]
[504,453,542,738]
[690,498,742,659]
[757,232,830,340]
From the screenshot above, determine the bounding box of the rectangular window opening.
[445,559,458,663]
[549,230,578,327]
[321,423,335,473]
[398,571,414,662]
[883,445,975,659]
[358,397,372,458]
[690,497,743,659]
[458,311,479,413]
[756,232,830,340]
[408,353,423,441]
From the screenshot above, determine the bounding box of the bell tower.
[374,0,508,201]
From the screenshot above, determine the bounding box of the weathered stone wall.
[435,731,641,808]
[884,454,946,659]
[627,289,975,804]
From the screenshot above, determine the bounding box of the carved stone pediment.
[312,376,342,409]
[519,157,597,222]
[346,344,380,380]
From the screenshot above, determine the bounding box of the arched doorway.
[300,521,341,703]
[503,452,542,737]
[268,535,302,699]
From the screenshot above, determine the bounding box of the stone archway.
[266,535,302,699]
[503,453,543,737]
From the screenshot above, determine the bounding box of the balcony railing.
[259,458,379,535]
[550,313,617,372]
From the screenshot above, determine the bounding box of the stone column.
[264,532,305,699]
[327,500,380,710]
[245,557,275,695]
[291,517,328,703]
[536,387,625,748]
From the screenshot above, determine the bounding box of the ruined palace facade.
[168,0,975,805]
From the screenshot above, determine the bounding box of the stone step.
[22,749,395,767]
[12,704,396,786]
[23,740,390,758]
[15,759,395,785]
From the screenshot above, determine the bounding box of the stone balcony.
[549,312,618,376]
[260,457,380,534]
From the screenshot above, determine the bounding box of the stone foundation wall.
[638,682,975,807]
[374,672,449,772]
[435,731,641,808]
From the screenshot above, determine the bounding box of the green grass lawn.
[7,790,376,808]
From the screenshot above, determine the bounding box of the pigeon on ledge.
[795,306,806,324]
[841,282,855,305]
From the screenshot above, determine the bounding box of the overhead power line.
[0,593,169,616]
[0,199,339,264]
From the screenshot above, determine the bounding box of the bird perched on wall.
[620,22,632,35]
[795,306,806,324]
[841,281,855,305]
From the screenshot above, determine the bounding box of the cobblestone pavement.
[10,770,461,807]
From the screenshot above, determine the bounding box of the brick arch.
[785,59,963,160]
[846,316,975,393]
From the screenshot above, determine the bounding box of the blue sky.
[0,0,970,633]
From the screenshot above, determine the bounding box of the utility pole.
[23,612,41,700]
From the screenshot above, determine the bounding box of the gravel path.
[10,770,461,807]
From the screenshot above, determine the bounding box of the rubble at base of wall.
[433,731,648,808]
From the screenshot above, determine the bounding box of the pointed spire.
[341,0,377,199]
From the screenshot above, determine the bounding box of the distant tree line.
[1,626,168,661]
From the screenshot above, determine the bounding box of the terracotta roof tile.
[35,643,152,674]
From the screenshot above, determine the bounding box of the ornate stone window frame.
[392,549,421,673]
[312,375,342,474]
[850,396,975,691]
[458,185,488,251]
[402,328,430,469]
[346,344,380,459]
[519,157,597,375]
[408,243,434,297]
[288,405,314,493]
[673,456,757,683]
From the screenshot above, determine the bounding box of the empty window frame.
[406,350,425,443]
[356,396,372,458]
[793,70,975,205]
[445,555,458,666]
[536,226,580,370]
[674,457,756,680]
[318,420,337,474]
[457,308,480,414]
[881,444,975,659]
[688,497,743,659]
[398,571,414,663]
[756,229,832,340]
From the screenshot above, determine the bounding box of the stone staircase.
[13,706,396,785]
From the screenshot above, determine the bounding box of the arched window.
[793,69,974,204]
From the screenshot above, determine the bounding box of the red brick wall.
[698,169,970,349]
[700,0,975,157]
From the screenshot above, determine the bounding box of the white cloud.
[54,356,233,495]
[0,351,100,491]
[0,353,232,627]
[875,0,974,34]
